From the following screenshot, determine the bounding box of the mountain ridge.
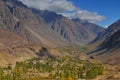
[89,20,120,65]
[1,0,70,48]
[31,8,105,45]
[0,0,106,66]
[92,19,120,43]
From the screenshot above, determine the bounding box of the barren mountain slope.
[90,30,120,65]
[31,9,105,45]
[93,19,120,43]
[0,0,69,48]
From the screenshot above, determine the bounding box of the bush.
[98,66,104,75]
[86,68,98,79]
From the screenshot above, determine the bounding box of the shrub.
[98,66,104,75]
[86,68,98,79]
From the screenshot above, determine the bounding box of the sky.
[71,0,120,27]
[19,0,120,28]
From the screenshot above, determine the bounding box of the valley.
[0,45,105,80]
[0,45,120,80]
[0,0,120,80]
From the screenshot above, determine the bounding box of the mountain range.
[0,0,105,48]
[0,0,120,66]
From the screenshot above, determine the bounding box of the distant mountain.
[89,20,120,65]
[31,9,105,45]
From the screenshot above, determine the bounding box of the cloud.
[18,0,105,23]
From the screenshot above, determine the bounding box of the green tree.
[98,66,104,75]
[0,67,4,80]
[86,68,98,79]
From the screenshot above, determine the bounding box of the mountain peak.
[72,18,81,22]
[4,0,27,8]
[31,8,63,22]
[72,18,89,23]
[115,19,120,24]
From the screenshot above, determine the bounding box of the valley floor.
[0,45,119,80]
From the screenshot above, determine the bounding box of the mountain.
[0,0,105,47]
[0,0,105,65]
[31,9,105,45]
[93,19,120,43]
[89,20,120,65]
[0,0,68,66]
[94,30,120,65]
[0,0,69,48]
[99,30,120,51]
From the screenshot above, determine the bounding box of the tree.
[86,68,98,79]
[98,66,104,75]
[0,67,4,80]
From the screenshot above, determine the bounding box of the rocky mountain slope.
[96,30,120,65]
[31,9,105,45]
[98,30,120,51]
[0,0,105,47]
[0,0,67,66]
[0,0,69,48]
[89,20,120,65]
[93,19,120,43]
[0,0,105,65]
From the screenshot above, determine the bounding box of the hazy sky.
[19,0,120,27]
